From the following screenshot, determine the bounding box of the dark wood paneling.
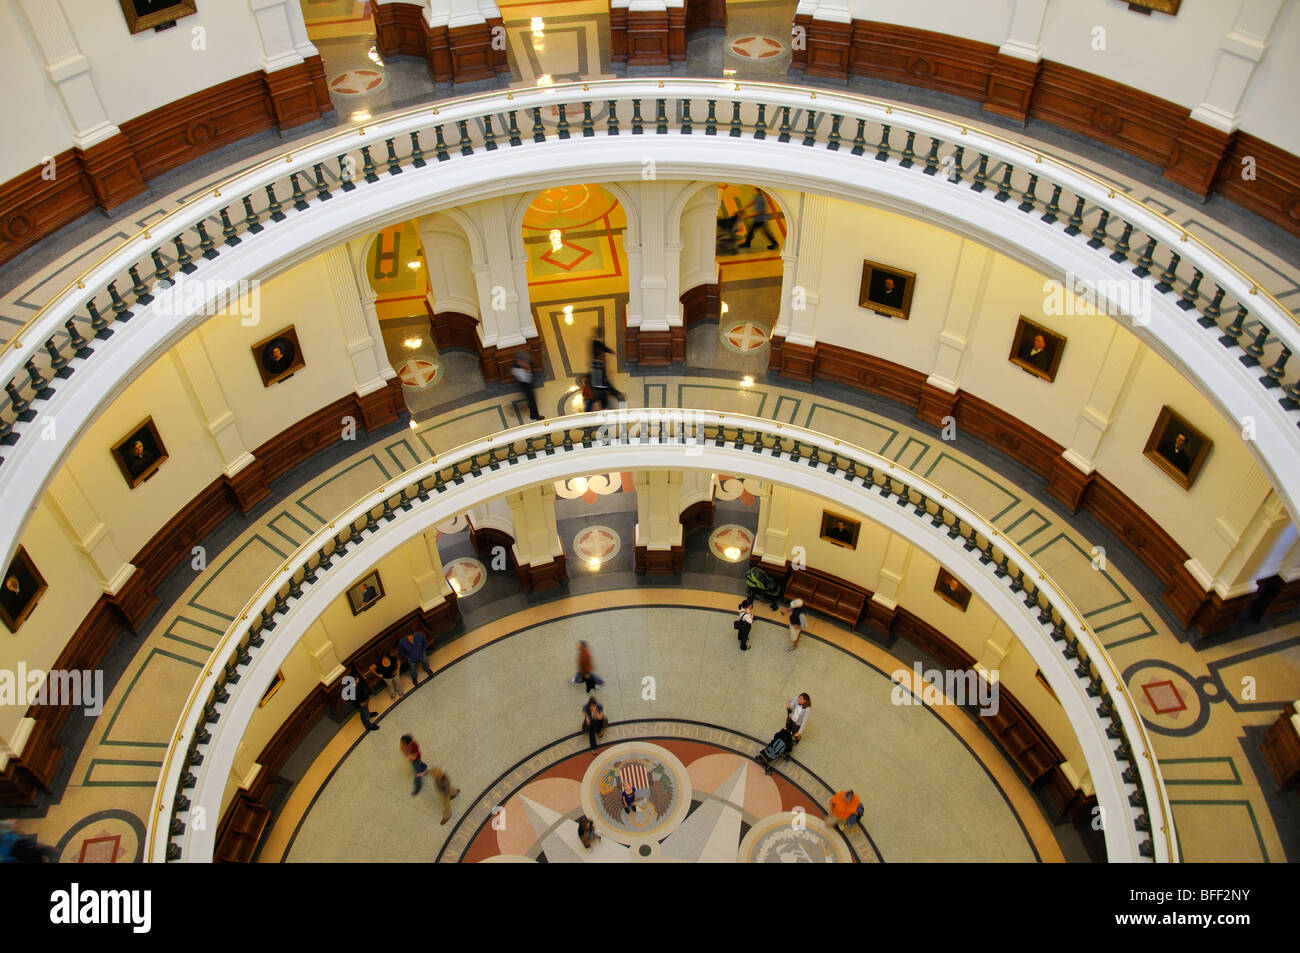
[1046,454,1095,513]
[370,0,427,57]
[680,282,720,328]
[626,326,685,366]
[1261,703,1300,792]
[0,150,98,265]
[767,334,816,383]
[623,9,672,67]
[221,457,272,514]
[679,499,714,534]
[1029,61,1187,170]
[1164,117,1237,197]
[516,554,568,591]
[952,391,1064,479]
[847,21,995,102]
[634,544,684,574]
[121,72,275,182]
[74,133,146,211]
[1215,133,1300,237]
[685,0,725,33]
[983,53,1041,124]
[134,478,235,592]
[263,61,324,130]
[448,22,500,83]
[802,17,853,81]
[469,524,516,569]
[815,342,926,407]
[916,381,958,427]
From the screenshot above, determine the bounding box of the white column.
[282,0,322,61]
[171,334,257,477]
[999,0,1049,62]
[782,192,829,347]
[16,0,119,149]
[678,470,714,513]
[974,620,1011,686]
[1060,326,1142,475]
[0,719,37,772]
[247,0,307,73]
[634,470,684,550]
[409,530,454,608]
[926,240,993,394]
[678,185,719,295]
[632,182,678,333]
[47,470,136,596]
[1189,481,1288,597]
[752,482,792,567]
[506,484,564,567]
[303,617,347,685]
[479,198,537,350]
[870,534,912,614]
[325,245,393,395]
[418,214,480,318]
[795,0,850,22]
[1190,0,1287,134]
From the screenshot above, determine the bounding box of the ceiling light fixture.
[531,17,545,36]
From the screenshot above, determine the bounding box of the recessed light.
[408,419,417,429]
[531,17,545,36]
[563,305,574,325]
[403,337,422,349]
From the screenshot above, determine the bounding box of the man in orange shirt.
[827,789,863,831]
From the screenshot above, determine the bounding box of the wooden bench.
[783,568,868,628]
[214,792,271,863]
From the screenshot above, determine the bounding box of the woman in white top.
[786,692,811,742]
[735,598,755,651]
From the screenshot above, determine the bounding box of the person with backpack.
[348,667,379,732]
[734,597,755,651]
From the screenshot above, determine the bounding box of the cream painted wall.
[192,256,361,451]
[811,196,1267,576]
[0,499,106,745]
[779,487,1086,770]
[1236,0,1300,152]
[851,0,1015,45]
[0,2,79,181]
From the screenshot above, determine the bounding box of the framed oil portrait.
[1143,405,1212,490]
[111,417,168,488]
[934,568,971,611]
[1127,0,1181,15]
[1,546,48,634]
[858,260,916,320]
[1008,317,1067,383]
[252,325,306,387]
[819,511,861,550]
[347,571,385,615]
[119,0,198,35]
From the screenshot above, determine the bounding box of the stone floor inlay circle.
[709,524,754,562]
[573,525,621,565]
[444,557,487,597]
[328,68,386,95]
[721,321,770,353]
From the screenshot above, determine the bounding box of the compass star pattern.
[444,557,486,597]
[720,322,769,354]
[328,69,386,95]
[397,358,440,388]
[573,525,620,564]
[728,35,785,60]
[709,524,754,562]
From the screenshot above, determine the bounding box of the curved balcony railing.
[3,78,1297,577]
[146,409,1177,864]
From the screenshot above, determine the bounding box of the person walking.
[427,764,460,825]
[826,789,864,831]
[785,692,811,743]
[588,328,625,409]
[785,598,808,652]
[572,640,605,692]
[576,814,600,849]
[738,189,779,250]
[400,734,428,795]
[398,629,434,688]
[348,667,380,732]
[582,695,607,752]
[511,349,544,422]
[370,652,400,699]
[734,597,755,651]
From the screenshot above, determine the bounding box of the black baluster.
[898,130,916,167]
[409,131,426,166]
[360,144,380,180]
[1218,305,1247,347]
[555,106,569,140]
[1263,347,1290,389]
[579,102,594,137]
[1110,222,1134,262]
[1241,325,1268,367]
[1197,286,1225,328]
[288,172,309,210]
[508,109,523,145]
[1281,376,1300,411]
[1177,268,1203,311]
[219,207,241,246]
[751,103,766,140]
[87,298,111,339]
[875,123,891,161]
[150,249,171,287]
[241,195,264,232]
[970,153,989,191]
[483,115,498,150]
[129,264,153,304]
[729,101,743,137]
[994,551,1010,579]
[65,318,92,359]
[1018,174,1039,212]
[1041,184,1062,223]
[921,136,939,173]
[656,98,668,134]
[994,163,1014,201]
[5,381,31,421]
[45,338,70,378]
[1155,251,1180,294]
[948,145,965,183]
[311,163,332,201]
[25,359,53,400]
[826,114,843,151]
[962,527,978,552]
[264,184,286,221]
[434,125,452,160]
[978,537,994,565]
[1060,196,1086,236]
[1132,237,1156,277]
[530,108,546,143]
[631,100,645,134]
[287,574,303,599]
[1087,209,1111,248]
[679,99,693,134]
[851,118,866,156]
[195,220,219,258]
[778,106,792,143]
[802,110,818,146]
[336,154,356,192]
[456,121,473,154]
[704,99,717,135]
[384,137,403,171]
[605,101,620,136]
[108,280,133,320]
